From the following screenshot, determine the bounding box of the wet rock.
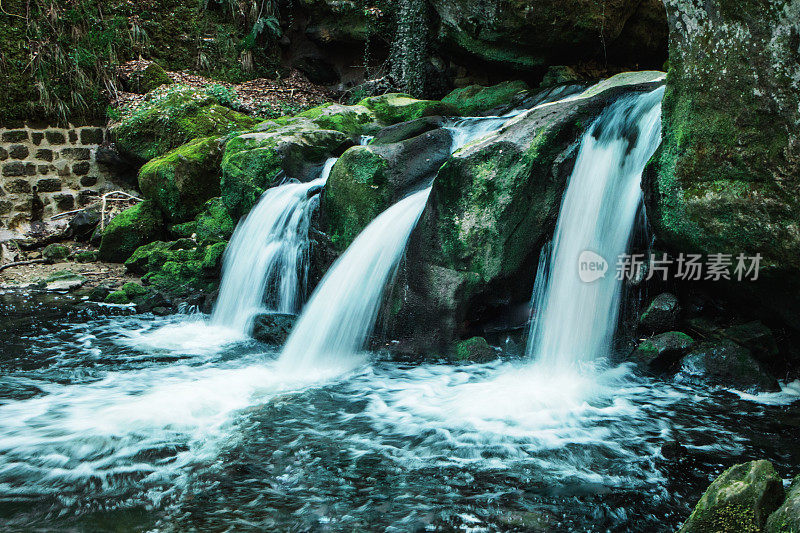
[660,438,686,461]
[321,128,453,250]
[88,285,111,302]
[639,293,680,334]
[42,243,71,263]
[104,290,130,304]
[451,336,495,363]
[680,460,784,533]
[722,322,779,367]
[252,313,297,345]
[680,339,780,393]
[766,475,800,533]
[631,331,694,371]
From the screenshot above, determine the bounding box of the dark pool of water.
[1,291,798,532]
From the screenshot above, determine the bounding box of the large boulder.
[643,0,800,330]
[321,128,454,250]
[389,72,665,350]
[639,292,680,334]
[679,338,780,393]
[680,460,784,533]
[138,136,225,222]
[429,0,667,71]
[99,200,165,263]
[766,476,800,533]
[357,94,456,125]
[111,85,260,163]
[125,239,226,294]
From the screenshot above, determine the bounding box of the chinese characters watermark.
[578,251,762,283]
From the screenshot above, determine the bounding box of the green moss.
[138,136,224,222]
[99,200,165,263]
[128,62,173,94]
[194,198,236,243]
[42,244,71,262]
[122,282,148,299]
[104,290,131,304]
[442,81,530,116]
[112,85,260,162]
[297,103,379,135]
[74,250,99,263]
[358,94,457,124]
[323,146,391,250]
[451,336,494,362]
[126,239,225,294]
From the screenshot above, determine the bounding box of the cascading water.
[210,158,336,334]
[526,87,665,369]
[278,187,431,369]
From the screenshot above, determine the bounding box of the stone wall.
[0,124,121,233]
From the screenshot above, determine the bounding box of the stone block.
[80,175,98,187]
[36,148,53,162]
[2,130,28,143]
[61,148,91,160]
[2,162,26,177]
[37,178,62,192]
[4,179,31,193]
[9,145,29,159]
[72,161,91,175]
[45,130,66,144]
[80,128,104,144]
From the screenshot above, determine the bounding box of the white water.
[278,187,432,370]
[210,158,337,334]
[526,87,665,371]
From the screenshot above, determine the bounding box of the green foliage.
[204,84,240,109]
[0,0,282,124]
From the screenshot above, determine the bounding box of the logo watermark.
[578,252,763,283]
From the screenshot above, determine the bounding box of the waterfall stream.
[526,87,665,370]
[210,158,336,334]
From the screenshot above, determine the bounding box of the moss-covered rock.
[127,62,173,94]
[322,128,453,250]
[451,336,495,362]
[74,250,99,263]
[112,85,260,163]
[639,292,680,334]
[126,239,226,294]
[441,81,530,116]
[194,197,236,243]
[138,136,224,222]
[105,290,131,304]
[221,118,351,218]
[122,282,148,299]
[766,476,800,533]
[358,94,457,125]
[390,73,665,350]
[99,200,165,263]
[297,102,381,136]
[680,338,780,393]
[680,460,785,533]
[631,331,694,371]
[42,244,71,263]
[643,0,800,330]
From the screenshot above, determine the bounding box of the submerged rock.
[680,338,780,393]
[722,322,780,368]
[643,0,800,331]
[138,137,225,222]
[631,331,694,371]
[451,336,495,363]
[252,313,298,345]
[766,476,800,533]
[639,293,680,334]
[99,201,165,263]
[680,460,784,533]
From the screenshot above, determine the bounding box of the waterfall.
[210,158,337,334]
[277,187,431,369]
[526,87,665,370]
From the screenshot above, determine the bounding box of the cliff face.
[643,0,800,329]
